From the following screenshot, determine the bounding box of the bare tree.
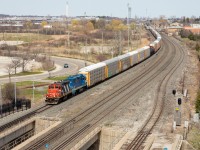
[20,52,30,72]
[12,58,21,74]
[5,63,13,83]
[1,83,20,103]
[30,49,40,60]
[41,56,54,78]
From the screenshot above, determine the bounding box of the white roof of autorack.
[150,41,156,45]
[137,46,150,52]
[128,50,138,56]
[117,53,130,60]
[79,62,106,72]
[102,57,119,65]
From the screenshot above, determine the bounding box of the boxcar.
[102,57,120,78]
[150,41,157,53]
[144,46,151,59]
[154,40,160,52]
[79,63,106,87]
[128,50,138,66]
[137,46,150,62]
[118,53,131,72]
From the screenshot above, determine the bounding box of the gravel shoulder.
[151,36,200,149]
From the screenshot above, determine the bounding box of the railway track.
[0,104,52,133]
[122,35,185,150]
[55,35,185,150]
[56,34,178,150]
[23,34,181,150]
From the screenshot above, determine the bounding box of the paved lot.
[0,56,12,76]
[0,56,42,76]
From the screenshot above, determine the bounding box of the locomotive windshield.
[55,84,61,89]
[49,84,61,89]
[49,85,54,89]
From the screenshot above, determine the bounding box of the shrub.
[180,29,192,38]
[42,59,55,71]
[195,43,200,51]
[188,34,195,41]
[96,54,107,62]
[1,83,20,103]
[195,90,200,113]
[187,126,200,150]
[197,52,200,61]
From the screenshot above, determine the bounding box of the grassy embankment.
[16,81,49,103]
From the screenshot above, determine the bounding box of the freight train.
[45,26,162,104]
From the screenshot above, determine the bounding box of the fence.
[0,98,31,118]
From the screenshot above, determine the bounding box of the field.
[0,33,53,42]
[16,81,48,104]
[45,75,69,81]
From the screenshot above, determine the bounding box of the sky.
[0,0,200,18]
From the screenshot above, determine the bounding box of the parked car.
[64,64,69,68]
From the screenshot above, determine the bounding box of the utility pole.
[127,3,131,50]
[114,32,121,56]
[119,31,122,55]
[146,8,148,20]
[37,30,39,42]
[66,1,70,48]
[0,84,2,117]
[84,11,87,67]
[102,32,104,53]
[2,32,4,41]
[32,79,35,105]
[84,38,88,66]
[14,81,17,111]
[85,37,88,60]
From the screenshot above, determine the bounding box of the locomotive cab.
[45,81,69,104]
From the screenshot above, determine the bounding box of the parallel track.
[124,35,185,150]
[0,105,52,133]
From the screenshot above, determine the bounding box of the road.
[0,56,92,84]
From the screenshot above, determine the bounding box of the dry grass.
[0,33,53,42]
[187,125,200,149]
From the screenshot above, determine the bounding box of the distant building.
[43,25,53,29]
[0,24,23,31]
[166,23,183,35]
[170,22,183,27]
[184,26,200,35]
[190,24,200,28]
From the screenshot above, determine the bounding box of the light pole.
[0,84,2,117]
[84,38,87,67]
[32,79,35,106]
[14,80,17,111]
[127,3,131,50]
[102,31,104,53]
